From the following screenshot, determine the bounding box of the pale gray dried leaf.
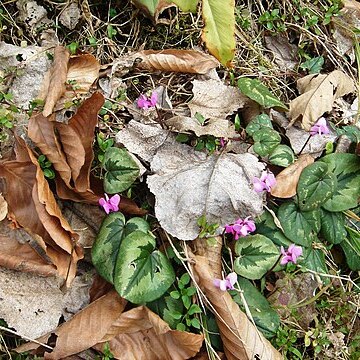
[17,0,52,29]
[165,116,239,138]
[147,142,265,240]
[0,42,51,109]
[59,2,81,30]
[286,125,337,156]
[0,193,7,221]
[264,35,298,70]
[115,120,175,162]
[0,267,63,339]
[188,79,248,119]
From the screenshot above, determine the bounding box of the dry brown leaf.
[135,49,219,74]
[28,113,74,186]
[0,219,57,277]
[165,116,239,138]
[0,137,82,286]
[191,255,282,360]
[271,154,314,198]
[193,236,223,279]
[288,70,355,130]
[0,193,8,221]
[94,306,204,360]
[41,46,70,117]
[16,290,126,358]
[57,92,104,192]
[188,79,248,119]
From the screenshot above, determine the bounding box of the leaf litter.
[1,1,360,359]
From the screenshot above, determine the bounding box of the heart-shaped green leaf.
[320,209,346,244]
[114,230,175,304]
[91,213,149,283]
[269,145,295,167]
[297,162,337,211]
[277,202,320,247]
[237,78,288,109]
[230,277,280,338]
[234,234,279,280]
[246,113,273,137]
[301,247,329,284]
[320,153,360,212]
[253,128,281,157]
[341,227,360,271]
[103,147,140,194]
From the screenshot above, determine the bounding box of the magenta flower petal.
[280,244,302,265]
[225,225,234,234]
[226,272,237,288]
[310,117,330,136]
[99,193,121,214]
[137,94,149,109]
[150,91,158,106]
[213,279,227,291]
[253,177,265,192]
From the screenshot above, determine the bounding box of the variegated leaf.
[238,78,288,109]
[245,113,273,137]
[234,234,279,280]
[253,128,281,157]
[277,202,320,247]
[269,145,295,167]
[297,162,337,211]
[320,209,346,245]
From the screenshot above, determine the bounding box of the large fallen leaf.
[147,141,264,240]
[201,0,236,67]
[271,154,314,198]
[94,306,203,359]
[0,193,7,220]
[135,49,219,74]
[16,290,127,358]
[191,255,282,360]
[0,267,63,339]
[169,0,198,12]
[188,79,248,120]
[0,137,82,286]
[165,116,239,138]
[0,219,57,277]
[288,70,355,130]
[40,46,70,117]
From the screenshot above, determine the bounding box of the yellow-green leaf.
[168,0,199,12]
[201,0,235,67]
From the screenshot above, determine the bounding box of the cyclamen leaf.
[103,147,140,194]
[231,277,280,338]
[341,227,360,271]
[253,128,281,157]
[297,162,337,211]
[269,145,295,167]
[234,234,279,280]
[238,78,288,109]
[91,213,149,283]
[320,209,346,245]
[301,248,329,284]
[320,153,360,212]
[246,113,273,136]
[114,230,175,304]
[277,202,320,247]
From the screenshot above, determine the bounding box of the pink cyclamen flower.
[280,244,302,265]
[225,217,256,240]
[136,91,158,109]
[99,193,120,214]
[253,171,276,193]
[310,117,330,136]
[214,272,237,291]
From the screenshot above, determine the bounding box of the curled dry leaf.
[39,46,100,117]
[40,46,70,117]
[165,116,239,138]
[0,137,82,286]
[0,267,63,339]
[188,79,248,119]
[0,193,8,221]
[191,255,282,360]
[94,306,204,360]
[271,154,314,198]
[135,49,219,74]
[0,219,57,277]
[16,290,127,358]
[131,0,175,23]
[288,70,355,130]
